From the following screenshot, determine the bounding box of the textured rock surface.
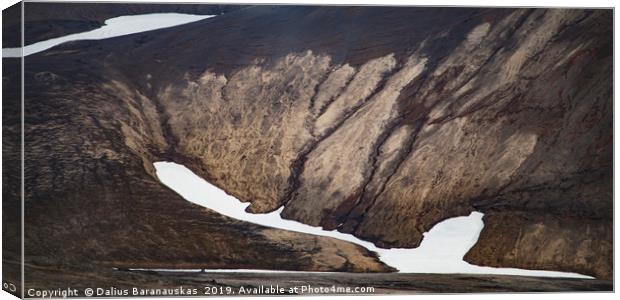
[3,4,613,284]
[464,212,612,281]
[145,7,612,278]
[2,58,391,276]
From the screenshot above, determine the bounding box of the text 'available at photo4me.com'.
[25,285,377,297]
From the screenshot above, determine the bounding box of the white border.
[0,1,617,300]
[0,0,617,10]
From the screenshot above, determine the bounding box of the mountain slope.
[10,5,613,280]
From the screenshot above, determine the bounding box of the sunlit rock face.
[152,8,611,279]
[8,5,612,281]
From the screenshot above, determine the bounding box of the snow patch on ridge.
[3,13,215,57]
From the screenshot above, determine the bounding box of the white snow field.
[2,13,214,57]
[154,161,591,278]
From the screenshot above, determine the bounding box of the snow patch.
[153,161,592,278]
[3,13,215,57]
